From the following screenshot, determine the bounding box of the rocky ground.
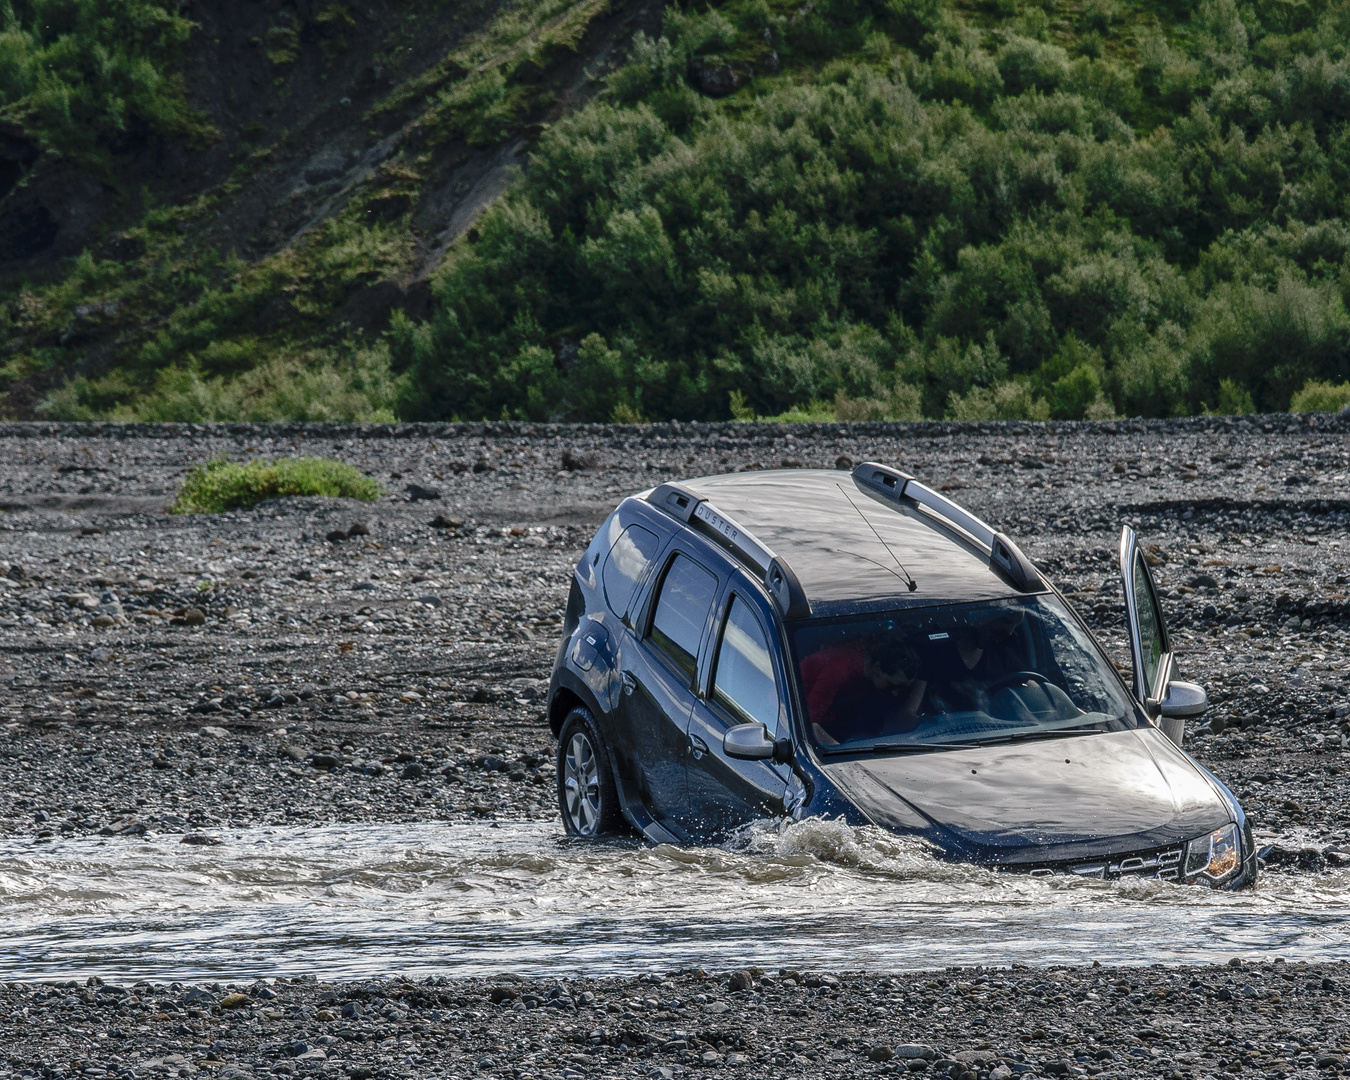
[2,415,1350,1078]
[3,960,1350,1080]
[2,416,1348,855]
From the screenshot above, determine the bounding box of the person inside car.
[924,607,1080,723]
[802,638,927,745]
[922,607,1027,715]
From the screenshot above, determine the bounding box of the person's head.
[977,608,1024,647]
[863,639,920,692]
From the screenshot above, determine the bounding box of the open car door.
[1120,525,1209,746]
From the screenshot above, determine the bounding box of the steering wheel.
[987,670,1052,693]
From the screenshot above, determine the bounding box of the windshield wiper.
[965,726,1105,747]
[820,741,973,755]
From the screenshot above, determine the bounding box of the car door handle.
[620,671,637,695]
[689,734,709,760]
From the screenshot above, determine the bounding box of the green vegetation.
[2,0,615,423]
[170,457,384,514]
[0,0,205,166]
[729,385,923,421]
[374,0,611,148]
[393,0,1350,422]
[10,197,412,421]
[9,0,1350,423]
[1290,379,1350,413]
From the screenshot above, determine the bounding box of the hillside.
[2,0,1350,421]
[0,0,659,419]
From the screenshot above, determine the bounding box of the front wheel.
[557,708,622,837]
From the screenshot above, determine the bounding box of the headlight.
[1185,823,1241,883]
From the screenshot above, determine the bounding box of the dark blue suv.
[547,462,1256,888]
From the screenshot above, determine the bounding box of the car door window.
[648,554,718,679]
[711,596,780,732]
[602,523,661,620]
[1133,551,1166,695]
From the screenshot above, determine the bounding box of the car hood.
[818,727,1232,865]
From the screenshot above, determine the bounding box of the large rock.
[688,57,746,97]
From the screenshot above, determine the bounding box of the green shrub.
[996,35,1071,95]
[1188,276,1350,411]
[834,382,925,421]
[1289,379,1350,414]
[170,457,384,514]
[0,0,201,165]
[384,0,1350,424]
[947,379,1051,421]
[1207,378,1255,415]
[759,399,838,422]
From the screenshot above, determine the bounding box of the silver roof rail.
[647,482,811,619]
[853,462,1043,592]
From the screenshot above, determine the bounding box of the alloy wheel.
[563,731,602,835]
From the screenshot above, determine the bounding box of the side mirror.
[723,723,776,760]
[1155,680,1207,749]
[1159,680,1208,719]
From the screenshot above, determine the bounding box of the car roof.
[675,469,1029,615]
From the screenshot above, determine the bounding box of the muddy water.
[1,819,1347,981]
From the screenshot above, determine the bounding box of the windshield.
[791,595,1138,751]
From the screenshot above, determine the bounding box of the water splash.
[0,820,1347,981]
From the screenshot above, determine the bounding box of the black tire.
[557,707,623,837]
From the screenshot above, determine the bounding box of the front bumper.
[1008,822,1257,889]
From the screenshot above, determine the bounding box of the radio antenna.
[837,484,918,591]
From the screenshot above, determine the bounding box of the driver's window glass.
[602,523,660,620]
[712,596,780,732]
[649,555,718,678]
[1133,552,1165,694]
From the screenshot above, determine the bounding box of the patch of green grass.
[371,0,608,148]
[170,456,384,513]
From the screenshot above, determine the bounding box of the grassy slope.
[0,0,640,420]
[4,0,1350,421]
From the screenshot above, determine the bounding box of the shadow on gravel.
[0,494,171,513]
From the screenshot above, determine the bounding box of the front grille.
[1019,845,1185,882]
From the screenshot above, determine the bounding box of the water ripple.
[0,819,1346,981]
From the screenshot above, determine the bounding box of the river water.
[2,819,1348,982]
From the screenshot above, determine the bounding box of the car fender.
[564,614,623,711]
[548,664,651,835]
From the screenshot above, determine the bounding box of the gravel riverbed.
[3,962,1350,1080]
[2,416,1350,1076]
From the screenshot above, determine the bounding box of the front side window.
[648,554,718,678]
[791,595,1138,750]
[1133,552,1166,696]
[602,523,661,619]
[712,596,780,732]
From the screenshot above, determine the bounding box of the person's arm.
[900,679,927,721]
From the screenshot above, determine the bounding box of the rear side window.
[602,523,660,619]
[648,554,718,678]
[712,596,780,732]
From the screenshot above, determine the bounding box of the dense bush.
[1290,379,1350,413]
[0,0,201,163]
[170,457,384,513]
[393,0,1350,421]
